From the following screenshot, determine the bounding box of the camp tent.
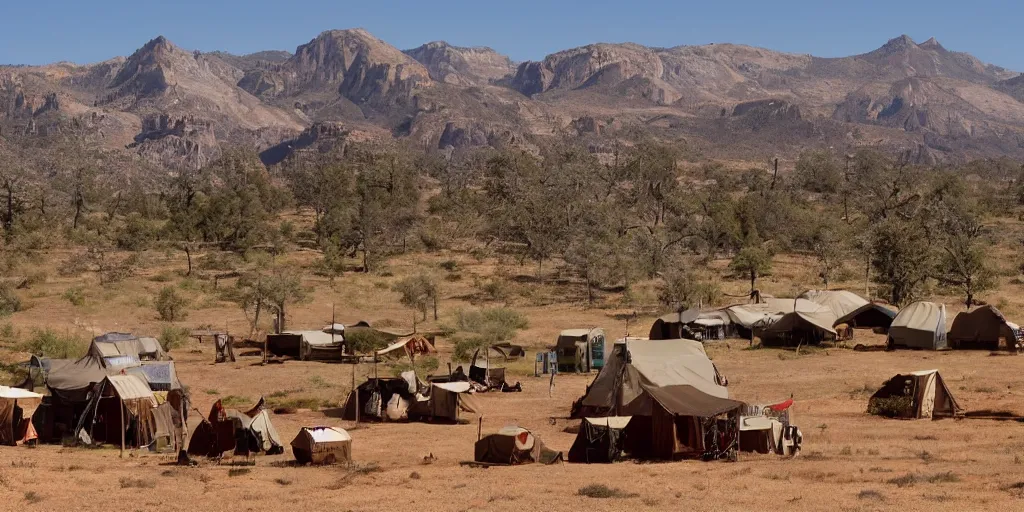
[341,377,480,423]
[292,426,352,465]
[760,311,837,346]
[0,386,42,446]
[88,333,168,367]
[797,290,869,319]
[188,398,284,457]
[474,426,563,465]
[649,309,733,341]
[888,302,948,350]
[834,303,897,331]
[555,328,605,373]
[266,330,345,361]
[571,338,742,460]
[73,374,160,448]
[948,306,1020,350]
[567,416,630,463]
[726,298,830,338]
[868,370,963,419]
[573,338,727,419]
[375,335,436,360]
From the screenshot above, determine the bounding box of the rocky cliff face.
[404,41,516,86]
[3,31,1024,167]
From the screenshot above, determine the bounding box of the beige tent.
[888,302,948,350]
[0,386,42,445]
[726,298,830,336]
[948,306,1019,350]
[649,309,733,340]
[74,374,160,448]
[474,426,563,465]
[88,333,168,367]
[573,338,728,418]
[292,426,352,465]
[868,370,963,419]
[798,290,870,319]
[760,311,838,346]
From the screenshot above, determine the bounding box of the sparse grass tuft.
[228,468,251,477]
[23,491,42,504]
[577,484,638,499]
[858,489,884,500]
[887,473,918,488]
[220,395,251,407]
[274,478,292,486]
[409,471,421,480]
[119,477,154,489]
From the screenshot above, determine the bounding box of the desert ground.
[2,248,1024,512]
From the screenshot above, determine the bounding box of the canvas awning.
[641,384,744,417]
[798,290,870,319]
[763,311,838,337]
[106,374,158,404]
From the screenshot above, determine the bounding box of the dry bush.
[867,396,912,417]
[119,477,154,489]
[23,491,42,504]
[577,484,638,499]
[857,489,884,501]
[274,478,292,486]
[228,468,251,477]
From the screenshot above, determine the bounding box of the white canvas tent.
[797,290,870,319]
[868,370,963,419]
[760,311,838,346]
[888,302,948,350]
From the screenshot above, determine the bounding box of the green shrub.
[154,286,189,321]
[21,329,88,359]
[392,356,440,378]
[62,287,86,307]
[577,484,637,499]
[159,325,190,351]
[345,328,391,354]
[867,396,913,418]
[445,308,527,362]
[0,284,21,317]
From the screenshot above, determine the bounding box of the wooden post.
[178,394,186,453]
[119,400,125,458]
[352,362,359,423]
[734,410,741,461]
[477,417,482,441]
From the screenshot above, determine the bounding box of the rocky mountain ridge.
[2,30,1023,168]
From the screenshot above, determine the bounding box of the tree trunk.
[4,185,13,235]
[433,296,438,321]
[749,271,756,294]
[184,244,193,277]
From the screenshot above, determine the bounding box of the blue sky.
[3,0,1021,71]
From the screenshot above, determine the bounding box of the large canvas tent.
[760,311,837,346]
[834,303,897,331]
[726,298,830,338]
[73,375,161,448]
[948,306,1020,350]
[474,426,563,465]
[868,370,963,419]
[89,333,168,367]
[888,302,948,350]
[649,309,733,341]
[567,417,630,463]
[292,426,352,465]
[572,338,741,460]
[797,290,869,319]
[0,386,42,446]
[266,330,344,361]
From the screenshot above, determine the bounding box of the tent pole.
[352,362,359,423]
[119,400,125,458]
[734,410,741,461]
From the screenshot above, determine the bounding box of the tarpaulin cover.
[567,417,630,463]
[888,302,948,350]
[291,426,352,464]
[474,426,562,465]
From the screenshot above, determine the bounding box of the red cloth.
[769,399,794,412]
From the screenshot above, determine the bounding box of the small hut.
[474,426,562,465]
[291,426,352,465]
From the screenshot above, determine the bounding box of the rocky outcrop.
[404,41,516,86]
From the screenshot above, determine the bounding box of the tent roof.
[301,426,351,443]
[582,417,631,429]
[433,381,472,393]
[624,339,726,398]
[283,331,341,347]
[643,384,744,417]
[105,374,157,401]
[798,290,870,319]
[46,355,116,392]
[834,303,897,326]
[892,302,946,331]
[726,298,829,328]
[763,311,838,336]
[559,328,596,338]
[0,386,42,399]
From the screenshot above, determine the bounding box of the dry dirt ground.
[3,249,1024,511]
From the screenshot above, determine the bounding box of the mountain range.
[2,28,1023,169]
